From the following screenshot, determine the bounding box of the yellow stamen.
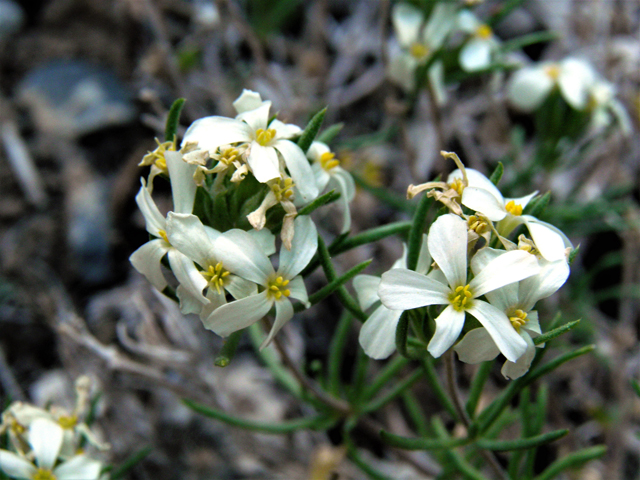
[255,128,277,146]
[409,42,429,60]
[544,64,561,81]
[266,276,291,301]
[202,262,230,293]
[139,139,174,172]
[319,152,340,172]
[468,215,490,235]
[509,309,528,332]
[449,178,466,196]
[158,229,170,244]
[33,469,57,480]
[57,415,78,430]
[449,285,474,311]
[217,147,240,166]
[505,200,523,216]
[476,24,492,39]
[271,177,296,202]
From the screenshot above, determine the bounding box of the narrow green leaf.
[533,319,580,345]
[501,31,557,53]
[534,445,607,480]
[432,418,490,480]
[110,446,152,480]
[402,391,429,437]
[395,312,410,357]
[523,191,551,217]
[362,369,422,413]
[183,399,336,434]
[164,98,186,144]
[407,193,434,271]
[327,311,353,395]
[317,122,344,144]
[297,107,327,153]
[489,162,504,186]
[466,362,492,418]
[214,330,243,367]
[380,430,468,450]
[363,355,410,400]
[568,244,580,265]
[477,429,568,451]
[297,190,341,216]
[631,379,640,398]
[420,357,458,420]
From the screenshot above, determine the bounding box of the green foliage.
[297,107,327,154]
[164,98,186,144]
[214,330,243,367]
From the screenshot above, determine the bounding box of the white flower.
[587,79,632,135]
[507,57,596,112]
[457,10,500,72]
[379,214,540,361]
[455,247,570,378]
[0,418,102,480]
[453,169,571,261]
[388,2,456,96]
[182,90,318,202]
[356,236,431,360]
[129,150,206,313]
[307,142,356,233]
[203,215,318,348]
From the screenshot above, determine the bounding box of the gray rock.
[0,0,24,41]
[16,61,136,138]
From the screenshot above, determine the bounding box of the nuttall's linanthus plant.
[455,247,570,379]
[202,215,318,348]
[355,236,430,360]
[379,214,540,361]
[387,2,456,99]
[456,9,500,72]
[0,418,103,480]
[306,141,356,234]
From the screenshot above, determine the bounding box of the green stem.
[327,311,354,396]
[533,446,607,480]
[362,355,411,400]
[466,362,492,419]
[419,357,458,419]
[362,368,423,413]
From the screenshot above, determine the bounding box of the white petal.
[54,455,103,480]
[506,191,538,210]
[523,219,567,261]
[459,39,491,72]
[135,180,166,236]
[236,101,271,132]
[30,418,64,470]
[312,163,331,193]
[129,240,169,292]
[335,168,356,202]
[501,332,536,379]
[247,227,277,256]
[507,67,553,112]
[379,269,449,310]
[274,139,319,202]
[461,187,507,221]
[467,301,527,362]
[392,3,423,48]
[204,225,221,243]
[270,119,302,139]
[167,249,208,305]
[359,305,403,360]
[415,233,432,275]
[523,310,541,335]
[428,305,466,358]
[454,328,500,364]
[206,292,272,336]
[306,141,330,162]
[558,58,595,110]
[176,285,206,315]
[333,174,353,233]
[247,142,280,183]
[198,289,228,328]
[232,89,263,114]
[183,116,252,152]
[353,274,381,311]
[213,229,274,285]
[260,299,294,349]
[424,3,457,49]
[287,276,309,307]
[165,151,197,215]
[459,168,503,201]
[428,61,447,106]
[0,450,37,478]
[166,213,216,267]
[278,215,318,279]
[388,52,417,91]
[225,276,258,300]
[470,250,540,298]
[457,9,478,33]
[518,259,569,310]
[428,214,468,288]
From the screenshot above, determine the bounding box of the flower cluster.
[131,90,355,346]
[357,152,571,378]
[0,377,108,480]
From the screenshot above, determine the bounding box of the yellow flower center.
[319,152,340,172]
[509,309,528,332]
[449,285,474,311]
[57,415,78,430]
[255,128,277,146]
[517,235,539,256]
[505,200,523,216]
[217,147,240,166]
[468,215,490,235]
[158,229,170,244]
[267,276,290,301]
[475,24,492,39]
[33,469,57,480]
[449,178,466,196]
[409,42,429,60]
[140,139,175,172]
[271,177,295,202]
[202,262,230,294]
[544,64,561,81]
[10,419,25,435]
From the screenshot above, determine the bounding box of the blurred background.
[0,0,638,478]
